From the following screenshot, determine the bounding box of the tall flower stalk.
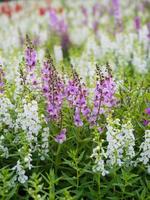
[41,55,65,121]
[89,64,117,127]
[66,68,90,127]
[112,0,123,32]
[25,35,37,86]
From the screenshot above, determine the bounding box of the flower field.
[0,0,150,199]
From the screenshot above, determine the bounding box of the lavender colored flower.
[81,6,88,25]
[49,9,59,31]
[147,23,150,39]
[42,57,65,121]
[24,36,38,87]
[92,3,100,16]
[145,108,150,115]
[112,0,121,20]
[66,71,90,127]
[89,65,117,126]
[98,127,104,134]
[93,21,99,34]
[25,47,37,72]
[55,128,66,144]
[143,120,149,126]
[49,9,68,34]
[49,9,69,52]
[134,16,141,31]
[61,33,70,52]
[58,19,68,34]
[112,0,123,32]
[74,107,83,127]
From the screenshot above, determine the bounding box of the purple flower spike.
[89,65,117,127]
[112,0,121,21]
[55,128,67,144]
[42,58,65,121]
[112,0,123,32]
[66,71,90,127]
[25,47,37,72]
[49,9,68,34]
[134,16,141,31]
[145,108,150,115]
[49,9,59,30]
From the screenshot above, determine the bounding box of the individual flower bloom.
[55,128,66,144]
[98,127,104,134]
[74,108,83,127]
[143,120,149,126]
[145,108,150,115]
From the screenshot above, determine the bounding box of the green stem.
[97,173,101,199]
[55,144,61,174]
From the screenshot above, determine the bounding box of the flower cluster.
[91,118,135,175]
[55,128,67,144]
[49,9,70,51]
[106,118,135,167]
[25,36,38,86]
[89,65,117,126]
[0,135,9,159]
[91,141,109,176]
[49,9,67,34]
[42,57,65,121]
[66,70,90,127]
[41,63,117,128]
[24,151,33,170]
[12,160,28,184]
[139,130,150,172]
[112,0,122,31]
[0,97,14,128]
[15,100,41,149]
[40,127,50,160]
